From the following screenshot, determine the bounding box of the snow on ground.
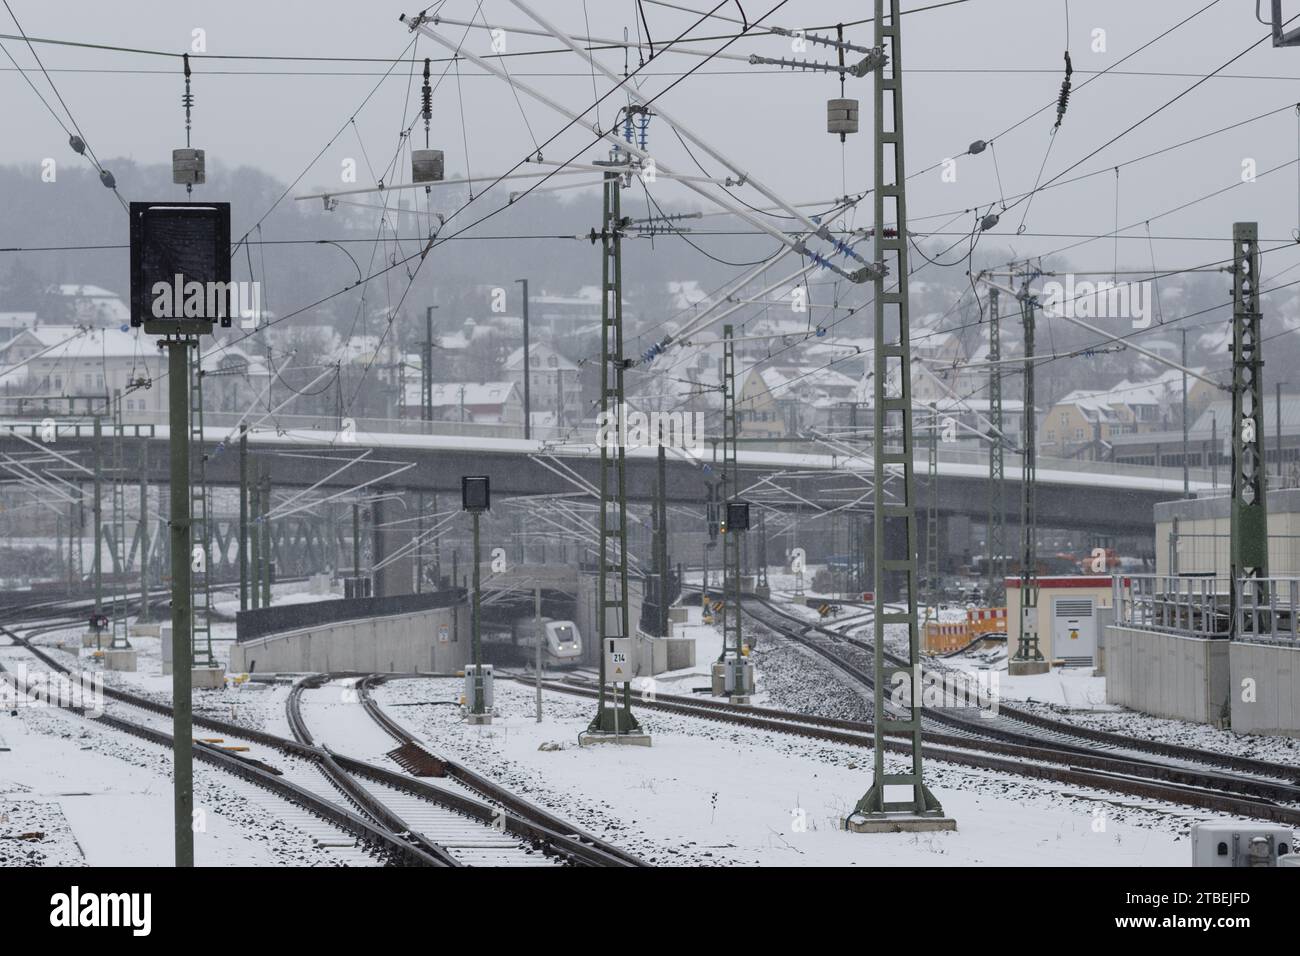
[0,683,346,866]
[376,674,1205,867]
[2,583,1289,866]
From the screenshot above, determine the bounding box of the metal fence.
[1113,573,1300,644]
[1113,574,1232,638]
[1237,577,1300,645]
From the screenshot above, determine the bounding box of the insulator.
[980,213,1000,232]
[1054,51,1073,129]
[99,169,116,189]
[827,98,859,136]
[421,57,432,130]
[68,135,85,154]
[968,140,987,155]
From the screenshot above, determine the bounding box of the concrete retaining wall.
[1229,640,1300,737]
[574,572,695,677]
[1104,625,1230,726]
[228,604,469,674]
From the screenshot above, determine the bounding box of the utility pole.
[655,431,669,637]
[516,278,531,439]
[260,471,272,607]
[239,428,248,611]
[431,491,441,586]
[720,323,741,662]
[534,583,543,722]
[471,508,483,714]
[249,467,261,610]
[925,401,938,623]
[555,359,565,437]
[1010,269,1046,674]
[1276,380,1286,486]
[416,489,425,593]
[93,413,103,629]
[1212,413,1219,492]
[1182,329,1191,496]
[109,391,131,652]
[854,0,948,825]
[166,337,195,868]
[423,305,436,425]
[139,437,150,620]
[986,285,1006,604]
[586,165,641,738]
[755,507,770,598]
[352,500,361,585]
[1231,222,1268,631]
[189,355,215,668]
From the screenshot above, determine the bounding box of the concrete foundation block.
[579,731,652,747]
[466,712,493,725]
[104,648,138,672]
[82,631,105,648]
[129,623,161,638]
[843,813,957,834]
[1008,659,1050,676]
[192,666,226,690]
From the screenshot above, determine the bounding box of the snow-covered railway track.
[511,672,1300,827]
[0,624,450,866]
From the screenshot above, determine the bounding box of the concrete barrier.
[229,604,470,674]
[1229,640,1299,737]
[1104,625,1230,727]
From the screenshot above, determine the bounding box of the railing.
[1113,573,1232,638]
[1238,577,1300,646]
[1113,573,1300,644]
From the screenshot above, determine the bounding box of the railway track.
[513,671,1300,825]
[747,594,1300,786]
[0,624,441,866]
[287,675,602,867]
[2,620,634,866]
[355,675,646,867]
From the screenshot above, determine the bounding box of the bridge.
[1,418,1204,597]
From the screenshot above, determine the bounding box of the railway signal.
[131,198,233,868]
[462,476,492,724]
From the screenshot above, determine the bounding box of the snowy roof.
[427,381,520,407]
[0,325,143,362]
[503,343,578,371]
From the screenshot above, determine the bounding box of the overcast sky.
[3,0,1300,278]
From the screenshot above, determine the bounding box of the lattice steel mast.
[854,0,946,821]
[587,166,640,735]
[1010,268,1045,671]
[986,286,1006,604]
[1231,222,1268,629]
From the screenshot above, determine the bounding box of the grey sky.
[2,0,1299,276]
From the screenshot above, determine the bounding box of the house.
[0,312,37,343]
[503,342,582,425]
[198,344,274,413]
[420,381,523,425]
[736,368,790,439]
[51,284,130,326]
[1040,368,1218,461]
[0,325,162,416]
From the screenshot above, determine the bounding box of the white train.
[509,617,583,664]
